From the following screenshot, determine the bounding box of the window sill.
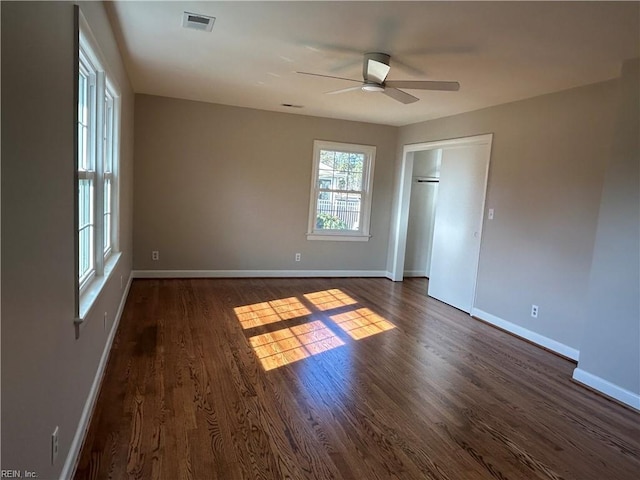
[306,233,371,242]
[77,252,122,323]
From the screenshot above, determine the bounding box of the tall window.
[78,51,96,287]
[307,140,376,241]
[103,89,115,255]
[78,31,120,293]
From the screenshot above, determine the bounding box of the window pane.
[318,149,364,192]
[104,178,111,252]
[79,224,94,282]
[104,213,111,253]
[348,152,363,173]
[78,69,89,171]
[104,95,113,173]
[104,178,111,215]
[79,178,93,227]
[346,153,364,190]
[78,72,86,124]
[315,192,361,231]
[81,125,89,171]
[79,178,94,281]
[78,123,85,170]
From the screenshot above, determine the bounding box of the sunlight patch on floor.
[237,289,396,371]
[303,289,357,311]
[249,320,345,371]
[234,297,311,329]
[330,307,395,340]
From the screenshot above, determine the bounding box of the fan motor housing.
[363,52,391,80]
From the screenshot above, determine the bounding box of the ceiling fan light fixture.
[362,84,384,93]
[297,52,460,104]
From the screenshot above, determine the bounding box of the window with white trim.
[307,140,376,241]
[77,31,120,294]
[78,53,95,286]
[103,88,115,255]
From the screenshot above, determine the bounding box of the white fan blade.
[388,57,425,77]
[367,59,391,84]
[327,85,364,95]
[330,57,363,74]
[301,42,361,56]
[385,80,460,91]
[383,88,419,104]
[296,71,361,84]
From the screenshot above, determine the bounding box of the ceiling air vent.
[182,12,215,32]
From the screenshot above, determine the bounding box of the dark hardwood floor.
[74,278,640,479]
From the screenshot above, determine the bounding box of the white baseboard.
[403,270,426,277]
[572,368,640,411]
[60,272,133,480]
[133,269,388,279]
[471,308,580,361]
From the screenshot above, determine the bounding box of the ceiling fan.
[297,52,460,104]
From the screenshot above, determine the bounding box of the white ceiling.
[107,1,639,127]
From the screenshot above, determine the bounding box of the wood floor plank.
[74,278,640,480]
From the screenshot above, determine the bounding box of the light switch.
[488,208,494,220]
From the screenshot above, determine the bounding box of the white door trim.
[389,133,493,290]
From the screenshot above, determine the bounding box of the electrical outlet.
[104,312,108,330]
[120,275,124,289]
[531,304,539,318]
[295,253,301,262]
[152,250,159,261]
[51,426,59,465]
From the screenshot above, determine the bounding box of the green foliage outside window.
[319,150,364,191]
[316,213,348,230]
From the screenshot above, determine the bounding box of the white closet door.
[428,144,490,313]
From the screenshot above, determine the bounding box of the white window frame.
[103,84,117,258]
[76,14,121,322]
[78,50,97,290]
[307,140,376,241]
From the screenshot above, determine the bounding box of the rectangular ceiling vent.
[182,12,215,32]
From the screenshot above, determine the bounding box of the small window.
[307,140,376,241]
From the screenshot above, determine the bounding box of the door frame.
[389,133,493,287]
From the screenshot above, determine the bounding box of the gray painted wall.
[393,81,618,351]
[1,2,134,476]
[576,59,640,398]
[133,94,398,273]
